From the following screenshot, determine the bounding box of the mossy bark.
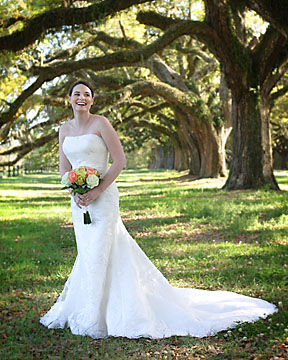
[173,106,228,178]
[223,90,279,190]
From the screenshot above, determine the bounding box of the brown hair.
[69,80,94,97]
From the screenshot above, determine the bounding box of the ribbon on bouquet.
[83,206,92,225]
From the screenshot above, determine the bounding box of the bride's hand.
[80,188,100,207]
[71,192,84,208]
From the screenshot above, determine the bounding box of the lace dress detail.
[40,134,277,339]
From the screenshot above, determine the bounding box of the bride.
[40,80,277,339]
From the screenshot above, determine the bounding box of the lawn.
[0,170,287,359]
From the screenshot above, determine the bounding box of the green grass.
[0,170,287,359]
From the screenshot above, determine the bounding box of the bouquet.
[61,166,101,224]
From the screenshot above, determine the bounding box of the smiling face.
[69,84,94,112]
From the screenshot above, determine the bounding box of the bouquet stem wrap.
[83,206,92,225]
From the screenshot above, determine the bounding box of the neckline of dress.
[65,133,102,140]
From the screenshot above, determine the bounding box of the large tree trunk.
[148,145,175,169]
[280,153,288,169]
[223,90,279,190]
[195,119,228,178]
[260,94,279,188]
[184,112,228,177]
[174,106,229,177]
[174,142,189,171]
[174,107,201,175]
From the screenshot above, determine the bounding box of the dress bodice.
[63,134,109,176]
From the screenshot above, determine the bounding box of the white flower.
[86,174,99,189]
[61,172,72,186]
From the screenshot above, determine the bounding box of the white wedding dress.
[40,133,277,338]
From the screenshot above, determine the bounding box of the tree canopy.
[0,0,287,189]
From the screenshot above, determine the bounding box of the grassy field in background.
[0,170,287,359]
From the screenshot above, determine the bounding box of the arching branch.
[0,21,201,134]
[0,77,47,140]
[270,84,288,108]
[114,102,170,129]
[0,15,30,30]
[0,131,58,166]
[247,0,288,38]
[262,59,288,96]
[86,32,190,91]
[126,119,179,146]
[31,21,198,78]
[0,0,154,52]
[136,9,245,90]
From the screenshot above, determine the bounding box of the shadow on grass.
[275,174,288,184]
[0,196,69,205]
[1,216,75,292]
[0,173,59,183]
[138,174,199,183]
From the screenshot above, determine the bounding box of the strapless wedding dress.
[40,133,277,338]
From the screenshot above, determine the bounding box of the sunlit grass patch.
[0,170,287,359]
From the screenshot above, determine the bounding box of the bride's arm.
[58,126,85,208]
[59,126,72,177]
[87,116,126,202]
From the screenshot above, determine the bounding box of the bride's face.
[69,84,94,112]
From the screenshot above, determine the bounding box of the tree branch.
[270,84,288,107]
[88,30,141,50]
[90,79,209,121]
[32,21,199,78]
[87,72,138,90]
[253,26,288,87]
[0,77,46,139]
[29,111,70,132]
[43,36,100,64]
[114,102,170,129]
[128,119,180,146]
[0,0,155,52]
[246,0,288,38]
[0,131,58,166]
[0,15,30,29]
[136,9,246,91]
[86,32,190,91]
[0,20,205,138]
[263,60,288,96]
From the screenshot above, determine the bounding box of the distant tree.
[270,88,288,169]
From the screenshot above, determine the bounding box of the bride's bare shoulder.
[59,121,74,137]
[94,115,112,128]
[92,114,109,123]
[61,120,74,131]
[90,115,113,135]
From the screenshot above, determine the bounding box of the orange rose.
[86,167,95,176]
[68,171,77,183]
